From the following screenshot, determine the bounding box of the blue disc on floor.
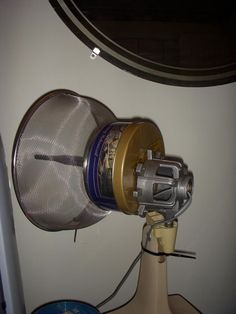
[33,300,100,314]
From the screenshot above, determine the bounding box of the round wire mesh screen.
[12,90,116,231]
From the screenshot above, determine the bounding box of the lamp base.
[104,218,200,314]
[105,294,200,314]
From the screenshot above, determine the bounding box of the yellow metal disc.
[112,122,165,215]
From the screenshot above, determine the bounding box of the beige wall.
[1,1,236,313]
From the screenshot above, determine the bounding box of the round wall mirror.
[50,1,236,86]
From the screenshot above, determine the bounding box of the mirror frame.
[49,0,236,87]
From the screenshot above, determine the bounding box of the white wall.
[1,1,236,313]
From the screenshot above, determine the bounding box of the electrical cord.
[141,245,196,259]
[96,251,142,309]
[147,192,192,241]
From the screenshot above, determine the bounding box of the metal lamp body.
[12,90,193,231]
[85,121,193,223]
